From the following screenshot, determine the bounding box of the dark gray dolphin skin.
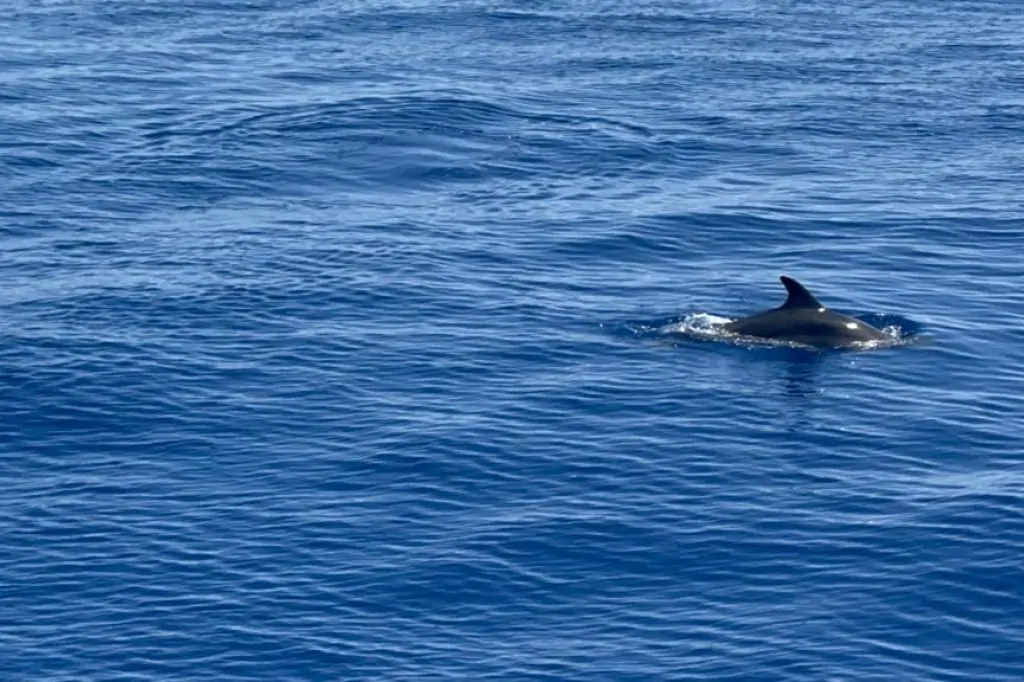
[724,276,887,348]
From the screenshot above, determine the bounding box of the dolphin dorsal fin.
[779,276,823,309]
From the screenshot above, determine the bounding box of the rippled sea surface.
[3,1,1024,680]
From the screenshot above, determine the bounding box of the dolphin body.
[724,276,887,349]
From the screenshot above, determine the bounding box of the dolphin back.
[724,276,887,348]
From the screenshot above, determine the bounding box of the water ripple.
[4,0,1024,680]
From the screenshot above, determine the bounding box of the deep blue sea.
[3,1,1024,680]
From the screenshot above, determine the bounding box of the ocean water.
[2,1,1023,680]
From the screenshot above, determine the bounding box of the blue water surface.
[2,1,1023,680]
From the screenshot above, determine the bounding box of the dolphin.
[724,276,887,348]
